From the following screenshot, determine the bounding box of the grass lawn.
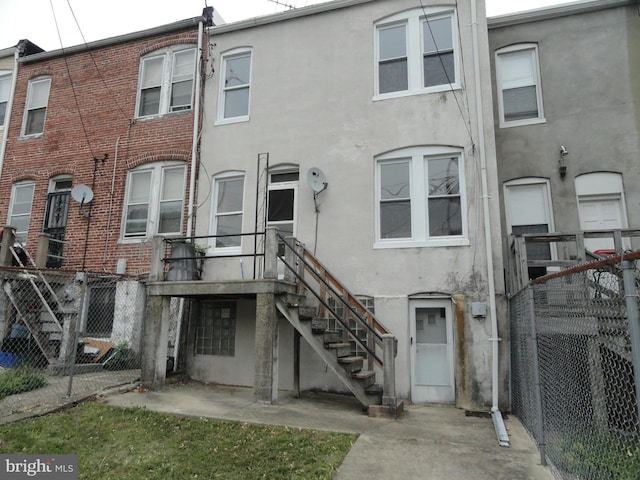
[0,401,357,479]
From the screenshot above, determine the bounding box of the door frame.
[409,297,455,404]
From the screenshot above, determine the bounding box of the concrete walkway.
[104,381,551,480]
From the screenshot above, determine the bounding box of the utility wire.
[49,0,96,158]
[65,0,129,120]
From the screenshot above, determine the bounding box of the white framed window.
[216,48,252,124]
[0,71,12,130]
[122,163,186,240]
[8,181,35,243]
[375,8,459,99]
[136,46,196,118]
[267,168,299,240]
[504,178,555,278]
[22,76,51,136]
[375,146,467,248]
[210,172,245,253]
[496,44,545,127]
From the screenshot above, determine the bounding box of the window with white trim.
[496,44,545,127]
[8,181,35,243]
[136,46,196,118]
[22,76,51,136]
[217,48,252,123]
[375,147,467,248]
[375,8,458,98]
[0,71,12,130]
[122,163,186,239]
[210,172,245,253]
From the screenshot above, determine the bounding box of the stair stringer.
[275,296,379,408]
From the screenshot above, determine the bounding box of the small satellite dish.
[307,167,328,194]
[71,184,94,204]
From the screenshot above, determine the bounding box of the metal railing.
[510,250,640,479]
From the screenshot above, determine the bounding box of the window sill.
[134,109,193,122]
[499,117,546,129]
[215,115,249,126]
[374,237,470,249]
[373,83,461,102]
[19,133,44,140]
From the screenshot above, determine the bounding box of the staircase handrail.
[9,242,64,332]
[278,234,392,357]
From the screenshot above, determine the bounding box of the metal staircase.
[3,243,65,364]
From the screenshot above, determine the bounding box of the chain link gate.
[0,268,144,418]
[510,253,640,479]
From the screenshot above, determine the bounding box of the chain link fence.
[510,253,640,479]
[0,267,144,418]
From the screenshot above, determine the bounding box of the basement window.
[196,301,236,356]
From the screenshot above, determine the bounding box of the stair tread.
[326,342,351,348]
[338,356,364,363]
[352,370,375,379]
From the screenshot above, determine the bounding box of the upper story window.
[375,146,467,248]
[375,8,458,99]
[22,76,51,137]
[122,162,186,240]
[210,172,245,254]
[137,46,196,118]
[217,48,252,124]
[495,44,545,127]
[0,71,12,130]
[8,181,35,243]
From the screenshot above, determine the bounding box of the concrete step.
[338,356,364,373]
[322,330,341,344]
[326,342,351,358]
[352,370,376,389]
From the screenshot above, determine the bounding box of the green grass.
[0,367,46,400]
[0,401,357,479]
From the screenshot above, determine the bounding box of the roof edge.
[488,0,634,29]
[19,16,204,63]
[209,0,376,35]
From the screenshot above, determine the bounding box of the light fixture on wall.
[559,145,568,179]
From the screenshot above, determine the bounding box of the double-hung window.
[137,46,196,118]
[210,173,245,253]
[376,147,467,248]
[0,72,12,130]
[217,48,252,124]
[22,77,51,136]
[122,163,186,240]
[8,181,35,243]
[495,44,544,127]
[376,8,458,98]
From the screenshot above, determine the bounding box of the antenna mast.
[267,0,296,10]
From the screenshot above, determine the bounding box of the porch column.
[254,292,279,404]
[141,295,170,389]
[0,226,15,266]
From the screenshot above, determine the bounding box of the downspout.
[174,17,205,371]
[470,0,509,446]
[186,19,204,238]
[0,47,20,180]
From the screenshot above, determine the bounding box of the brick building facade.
[0,17,205,276]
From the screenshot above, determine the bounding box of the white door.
[410,299,454,403]
[578,197,624,252]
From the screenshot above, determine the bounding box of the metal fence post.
[528,286,547,466]
[622,258,640,423]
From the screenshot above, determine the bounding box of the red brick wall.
[1,28,202,277]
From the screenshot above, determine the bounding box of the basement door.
[410,299,454,403]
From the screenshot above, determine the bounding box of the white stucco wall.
[193,0,505,409]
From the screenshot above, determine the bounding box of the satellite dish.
[71,184,94,204]
[307,167,328,194]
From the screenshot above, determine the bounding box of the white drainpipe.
[0,47,19,180]
[470,0,509,447]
